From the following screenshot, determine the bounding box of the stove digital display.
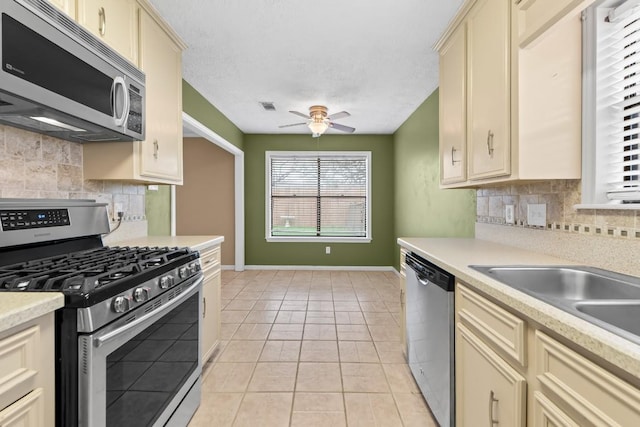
[0,208,70,231]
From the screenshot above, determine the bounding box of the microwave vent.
[21,0,144,83]
[73,134,120,142]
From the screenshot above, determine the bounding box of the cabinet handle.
[153,140,159,159]
[203,297,206,318]
[489,390,499,425]
[486,130,495,157]
[98,7,106,36]
[514,0,523,4]
[451,146,461,165]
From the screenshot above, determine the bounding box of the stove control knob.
[134,287,150,302]
[159,275,174,289]
[112,296,130,313]
[179,267,188,279]
[190,262,201,272]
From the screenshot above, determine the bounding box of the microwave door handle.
[94,276,202,348]
[111,76,129,127]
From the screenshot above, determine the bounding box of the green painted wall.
[244,134,395,266]
[146,185,171,235]
[393,89,476,269]
[182,80,244,150]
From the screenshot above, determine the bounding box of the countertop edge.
[398,237,640,379]
[0,293,64,335]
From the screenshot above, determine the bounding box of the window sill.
[266,237,372,243]
[574,203,640,211]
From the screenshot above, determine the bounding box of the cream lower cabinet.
[457,324,527,427]
[457,282,640,426]
[83,0,185,185]
[199,243,221,364]
[399,248,407,354]
[0,314,55,427]
[76,0,138,64]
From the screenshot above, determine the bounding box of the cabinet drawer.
[199,245,221,274]
[0,388,44,426]
[535,331,640,425]
[0,326,39,411]
[457,283,527,367]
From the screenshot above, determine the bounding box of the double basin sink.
[470,265,640,345]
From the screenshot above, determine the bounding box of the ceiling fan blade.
[278,122,308,128]
[329,122,356,133]
[289,110,310,119]
[327,111,350,121]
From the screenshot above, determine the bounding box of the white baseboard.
[242,265,395,272]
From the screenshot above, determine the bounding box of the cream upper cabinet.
[439,23,467,185]
[436,0,582,188]
[77,0,138,64]
[47,0,76,18]
[456,323,527,427]
[83,1,185,185]
[467,0,511,180]
[516,0,597,48]
[137,6,183,183]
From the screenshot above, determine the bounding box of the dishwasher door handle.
[417,276,431,286]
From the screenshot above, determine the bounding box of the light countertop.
[0,293,64,335]
[398,237,640,379]
[110,235,224,251]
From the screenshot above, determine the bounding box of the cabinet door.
[0,389,44,427]
[456,324,526,427]
[47,0,76,18]
[467,0,511,180]
[77,0,138,64]
[138,10,183,183]
[532,391,580,427]
[516,0,595,48]
[439,23,467,185]
[201,270,221,364]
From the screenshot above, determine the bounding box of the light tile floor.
[189,270,438,427]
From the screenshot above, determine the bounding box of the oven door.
[78,275,202,427]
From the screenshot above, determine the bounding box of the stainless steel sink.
[574,301,640,337]
[470,265,640,345]
[471,266,640,300]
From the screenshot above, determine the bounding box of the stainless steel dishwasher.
[405,251,455,427]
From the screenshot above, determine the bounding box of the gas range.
[0,245,201,331]
[0,198,203,426]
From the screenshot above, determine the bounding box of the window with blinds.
[266,151,371,241]
[585,0,640,205]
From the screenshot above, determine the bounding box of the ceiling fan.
[279,105,356,137]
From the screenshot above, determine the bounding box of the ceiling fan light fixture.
[308,120,329,136]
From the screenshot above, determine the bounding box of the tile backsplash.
[0,125,146,224]
[476,180,639,239]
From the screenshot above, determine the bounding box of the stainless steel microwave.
[0,0,145,143]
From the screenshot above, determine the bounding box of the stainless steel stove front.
[77,274,202,427]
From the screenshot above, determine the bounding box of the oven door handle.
[94,276,202,348]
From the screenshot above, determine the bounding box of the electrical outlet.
[505,205,515,224]
[325,246,331,255]
[527,203,546,227]
[114,203,124,221]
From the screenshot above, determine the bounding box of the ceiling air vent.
[260,102,276,111]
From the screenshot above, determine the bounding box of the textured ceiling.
[149,0,464,135]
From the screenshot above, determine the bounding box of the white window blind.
[267,152,370,240]
[598,0,640,202]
